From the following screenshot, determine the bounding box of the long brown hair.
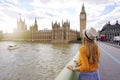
[82,37,99,64]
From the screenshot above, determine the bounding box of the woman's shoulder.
[79,45,86,56]
[79,45,86,50]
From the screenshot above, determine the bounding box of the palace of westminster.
[0,4,119,43]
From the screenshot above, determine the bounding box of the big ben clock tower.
[80,4,86,37]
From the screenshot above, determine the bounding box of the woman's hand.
[67,65,75,71]
[67,65,80,71]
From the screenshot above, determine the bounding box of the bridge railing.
[55,52,80,80]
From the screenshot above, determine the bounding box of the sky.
[0,0,120,33]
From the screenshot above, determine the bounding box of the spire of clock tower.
[81,3,85,13]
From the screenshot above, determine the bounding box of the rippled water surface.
[0,41,80,80]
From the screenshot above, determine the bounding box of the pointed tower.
[17,17,27,32]
[35,17,37,25]
[34,17,38,32]
[80,3,86,37]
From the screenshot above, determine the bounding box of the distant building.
[2,17,77,43]
[30,18,38,32]
[0,31,3,40]
[17,18,27,32]
[52,20,77,43]
[12,18,30,40]
[29,20,77,43]
[31,29,52,42]
[80,3,86,37]
[100,21,120,41]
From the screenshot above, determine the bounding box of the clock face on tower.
[81,14,85,19]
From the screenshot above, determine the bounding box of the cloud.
[39,0,51,3]
[0,0,27,32]
[88,4,120,30]
[0,0,120,33]
[0,0,19,5]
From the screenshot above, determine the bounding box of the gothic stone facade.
[3,18,77,43]
[17,18,27,32]
[31,20,77,43]
[52,21,77,43]
[100,21,120,41]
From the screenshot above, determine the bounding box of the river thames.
[0,41,80,80]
